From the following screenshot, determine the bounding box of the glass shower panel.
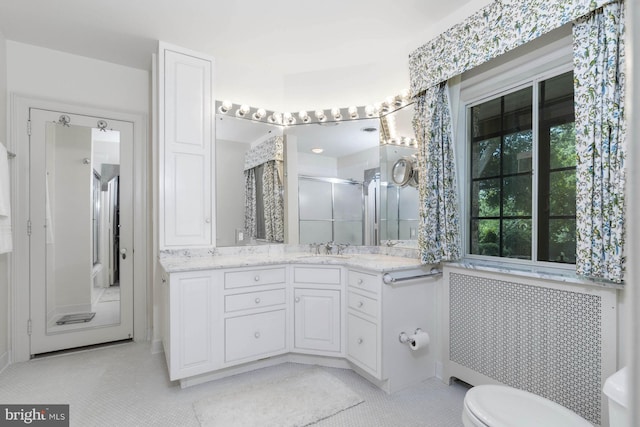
[299,221,333,244]
[333,182,362,220]
[298,179,332,220]
[334,221,363,245]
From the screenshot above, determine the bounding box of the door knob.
[120,248,127,260]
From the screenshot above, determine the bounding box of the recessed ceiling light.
[311,148,324,154]
[361,127,377,133]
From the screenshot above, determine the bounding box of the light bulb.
[284,112,296,125]
[253,108,266,120]
[315,110,327,122]
[298,110,310,123]
[266,112,282,124]
[219,100,233,114]
[331,107,342,121]
[235,104,250,117]
[348,106,359,119]
[364,105,375,117]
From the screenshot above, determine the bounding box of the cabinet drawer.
[293,266,341,285]
[225,309,286,363]
[348,291,378,318]
[224,267,286,289]
[347,313,378,375]
[225,288,286,313]
[348,270,379,295]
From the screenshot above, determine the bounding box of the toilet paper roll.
[409,330,430,351]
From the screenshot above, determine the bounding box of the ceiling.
[0,0,485,73]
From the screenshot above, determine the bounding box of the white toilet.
[462,367,629,427]
[462,385,592,427]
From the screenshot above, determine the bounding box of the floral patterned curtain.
[409,0,620,95]
[262,160,285,242]
[413,82,462,264]
[244,168,257,240]
[573,0,626,282]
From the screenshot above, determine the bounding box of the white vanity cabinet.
[157,42,215,249]
[161,268,219,381]
[222,266,288,366]
[347,267,438,393]
[291,266,344,355]
[346,269,382,378]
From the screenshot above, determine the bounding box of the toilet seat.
[463,385,592,427]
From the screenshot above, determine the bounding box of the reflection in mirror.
[379,104,420,245]
[45,123,121,332]
[215,114,283,246]
[286,119,380,246]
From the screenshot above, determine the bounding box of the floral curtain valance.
[409,0,619,95]
[244,135,284,171]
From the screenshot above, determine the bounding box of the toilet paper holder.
[399,328,423,345]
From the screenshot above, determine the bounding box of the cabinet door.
[347,313,379,378]
[159,43,215,248]
[293,288,341,353]
[168,270,217,380]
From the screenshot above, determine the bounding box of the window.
[468,71,575,264]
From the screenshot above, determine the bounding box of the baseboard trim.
[0,351,9,375]
[150,339,163,355]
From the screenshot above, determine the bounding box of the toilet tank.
[603,367,628,427]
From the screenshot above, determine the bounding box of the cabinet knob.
[205,218,211,224]
[358,301,364,308]
[295,297,300,303]
[357,338,364,345]
[254,275,260,282]
[254,331,261,339]
[358,278,363,285]
[255,297,261,304]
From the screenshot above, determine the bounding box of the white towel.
[0,142,13,254]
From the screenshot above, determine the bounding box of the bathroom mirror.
[215,114,284,246]
[214,102,421,248]
[43,121,122,333]
[379,104,420,245]
[285,119,380,246]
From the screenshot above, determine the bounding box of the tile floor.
[0,342,469,426]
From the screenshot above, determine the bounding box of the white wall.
[215,139,249,246]
[6,41,149,114]
[283,58,409,113]
[0,28,8,371]
[216,57,286,112]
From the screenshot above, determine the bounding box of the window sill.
[446,259,624,290]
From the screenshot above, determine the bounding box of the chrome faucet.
[336,243,350,255]
[325,241,335,254]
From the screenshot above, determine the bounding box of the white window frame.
[454,29,576,272]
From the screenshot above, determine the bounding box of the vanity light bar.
[214,91,411,127]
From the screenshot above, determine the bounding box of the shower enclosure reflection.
[287,119,380,246]
[45,122,121,332]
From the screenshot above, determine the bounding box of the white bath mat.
[192,368,364,427]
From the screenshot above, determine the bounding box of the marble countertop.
[160,252,425,274]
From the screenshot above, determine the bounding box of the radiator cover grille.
[449,272,603,425]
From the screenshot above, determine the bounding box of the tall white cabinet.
[157,42,215,249]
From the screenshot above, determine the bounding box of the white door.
[29,108,134,355]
